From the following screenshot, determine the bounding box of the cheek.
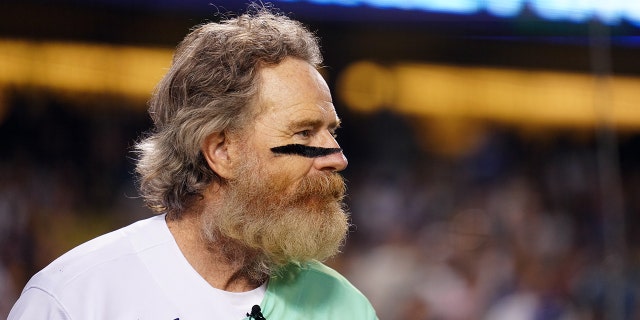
[268,157,314,185]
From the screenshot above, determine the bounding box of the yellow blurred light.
[0,39,173,104]
[338,61,640,129]
[336,61,395,113]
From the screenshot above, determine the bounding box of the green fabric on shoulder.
[256,261,377,319]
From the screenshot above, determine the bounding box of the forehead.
[254,58,338,125]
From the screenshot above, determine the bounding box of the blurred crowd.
[0,92,151,316]
[1,92,639,319]
[339,112,640,319]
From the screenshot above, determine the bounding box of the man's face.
[203,58,350,277]
[245,57,348,186]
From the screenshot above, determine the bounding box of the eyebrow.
[288,118,341,131]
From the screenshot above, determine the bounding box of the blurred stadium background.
[1,1,640,318]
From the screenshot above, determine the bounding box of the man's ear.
[201,131,234,179]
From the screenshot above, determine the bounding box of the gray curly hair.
[135,7,323,218]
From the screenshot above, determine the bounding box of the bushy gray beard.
[201,157,349,283]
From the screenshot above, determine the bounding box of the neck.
[166,210,266,292]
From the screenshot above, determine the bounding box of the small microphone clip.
[247,305,266,320]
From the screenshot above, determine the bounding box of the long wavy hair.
[135,7,322,218]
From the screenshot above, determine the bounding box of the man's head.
[135,7,323,216]
[135,8,350,279]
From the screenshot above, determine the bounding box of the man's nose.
[313,132,348,172]
[313,149,348,172]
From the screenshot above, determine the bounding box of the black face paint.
[270,144,342,158]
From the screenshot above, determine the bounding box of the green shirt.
[254,261,378,319]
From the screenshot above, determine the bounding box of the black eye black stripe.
[270,144,342,158]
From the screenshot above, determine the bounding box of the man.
[9,6,377,320]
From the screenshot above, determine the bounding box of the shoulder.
[265,261,378,319]
[283,260,360,292]
[22,215,168,297]
[10,215,186,319]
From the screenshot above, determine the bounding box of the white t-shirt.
[8,215,266,320]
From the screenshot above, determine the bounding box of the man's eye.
[296,130,312,138]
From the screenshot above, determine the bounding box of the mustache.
[294,172,346,202]
[270,144,342,158]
